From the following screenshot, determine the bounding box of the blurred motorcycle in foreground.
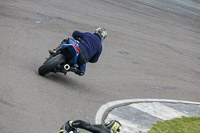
[57,122,83,133]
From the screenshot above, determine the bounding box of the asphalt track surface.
[0,0,200,133]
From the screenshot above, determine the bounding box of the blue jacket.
[72,30,102,63]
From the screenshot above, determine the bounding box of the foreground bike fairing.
[57,123,82,133]
[38,38,80,76]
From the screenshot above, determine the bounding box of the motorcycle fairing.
[61,38,79,65]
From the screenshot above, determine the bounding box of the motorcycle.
[38,38,80,76]
[57,123,82,133]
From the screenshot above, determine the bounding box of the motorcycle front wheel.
[38,54,66,76]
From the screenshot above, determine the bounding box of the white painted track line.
[129,102,188,120]
[95,99,200,124]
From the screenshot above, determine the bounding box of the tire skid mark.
[35,13,51,24]
[0,97,14,107]
[150,86,177,90]
[176,53,200,61]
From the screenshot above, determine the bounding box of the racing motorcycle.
[57,123,82,133]
[38,38,80,76]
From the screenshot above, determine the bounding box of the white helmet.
[95,27,107,41]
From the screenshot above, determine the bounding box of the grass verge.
[147,116,200,133]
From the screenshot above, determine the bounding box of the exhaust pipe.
[64,64,70,71]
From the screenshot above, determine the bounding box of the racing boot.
[49,38,69,55]
[75,70,84,76]
[48,50,57,55]
[75,63,86,76]
[48,44,62,55]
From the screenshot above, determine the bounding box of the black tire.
[38,54,66,76]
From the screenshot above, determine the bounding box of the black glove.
[67,120,73,127]
[61,121,74,132]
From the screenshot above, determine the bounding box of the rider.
[49,28,107,76]
[57,120,122,133]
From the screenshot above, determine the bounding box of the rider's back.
[72,31,102,63]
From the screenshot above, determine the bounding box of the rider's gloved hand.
[67,120,73,127]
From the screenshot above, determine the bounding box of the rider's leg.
[76,47,87,76]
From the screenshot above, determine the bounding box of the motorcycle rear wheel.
[38,54,66,76]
